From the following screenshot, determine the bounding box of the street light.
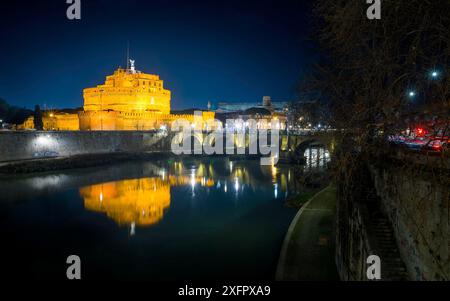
[408,91,416,98]
[429,70,440,80]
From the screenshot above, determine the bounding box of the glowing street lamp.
[408,91,416,98]
[429,70,440,80]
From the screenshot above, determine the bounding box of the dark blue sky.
[0,0,315,110]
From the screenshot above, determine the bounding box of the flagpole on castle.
[126,41,130,70]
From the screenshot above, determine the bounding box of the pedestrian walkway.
[276,184,340,280]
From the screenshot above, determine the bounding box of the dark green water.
[0,156,326,280]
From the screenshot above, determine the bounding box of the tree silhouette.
[34,105,44,130]
[310,0,449,136]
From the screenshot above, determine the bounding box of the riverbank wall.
[335,155,449,281]
[0,131,170,162]
[334,159,409,281]
[369,163,449,281]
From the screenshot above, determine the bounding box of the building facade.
[214,96,288,130]
[215,96,290,113]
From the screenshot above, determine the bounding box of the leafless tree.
[307,0,449,161]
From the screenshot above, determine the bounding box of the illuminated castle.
[19,60,216,131]
[84,60,171,113]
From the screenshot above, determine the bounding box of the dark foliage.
[34,105,43,130]
[0,98,33,125]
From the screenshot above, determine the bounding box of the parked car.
[388,122,449,153]
[422,123,449,153]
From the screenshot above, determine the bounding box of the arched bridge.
[165,130,337,161]
[280,131,337,156]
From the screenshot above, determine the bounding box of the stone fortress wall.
[0,131,169,162]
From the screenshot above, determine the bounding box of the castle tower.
[82,62,171,114]
[263,96,272,107]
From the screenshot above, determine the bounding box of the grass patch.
[284,190,320,208]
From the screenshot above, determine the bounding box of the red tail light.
[416,128,425,136]
[432,144,441,150]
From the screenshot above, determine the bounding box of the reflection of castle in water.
[79,173,216,227]
[80,178,171,227]
[77,155,329,228]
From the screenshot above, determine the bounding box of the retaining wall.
[0,131,169,162]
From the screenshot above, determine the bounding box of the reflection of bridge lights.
[99,192,103,202]
[274,183,278,198]
[130,222,136,236]
[190,170,196,191]
[217,180,221,189]
[270,155,278,165]
[224,183,228,193]
[229,161,233,172]
[304,147,331,170]
[234,177,239,192]
[271,165,277,178]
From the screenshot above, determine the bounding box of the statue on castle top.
[129,59,136,73]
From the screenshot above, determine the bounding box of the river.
[0,148,330,280]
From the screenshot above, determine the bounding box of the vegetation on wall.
[0,98,33,125]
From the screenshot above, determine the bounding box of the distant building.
[215,96,290,113]
[214,96,288,130]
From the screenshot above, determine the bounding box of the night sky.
[0,0,314,110]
